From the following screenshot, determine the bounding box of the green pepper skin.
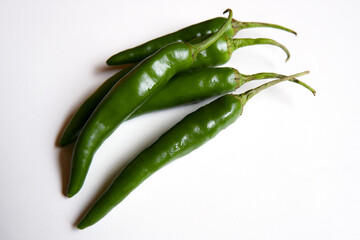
[190,35,231,69]
[67,43,194,198]
[131,67,238,117]
[59,66,133,146]
[77,94,243,229]
[106,18,237,66]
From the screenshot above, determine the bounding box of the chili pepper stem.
[230,38,291,62]
[237,71,311,105]
[190,9,233,57]
[288,78,316,96]
[234,71,316,96]
[232,20,297,36]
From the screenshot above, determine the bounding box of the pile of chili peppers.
[58,9,315,229]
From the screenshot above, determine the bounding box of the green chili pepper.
[76,71,312,229]
[131,68,315,118]
[106,17,296,66]
[60,37,290,147]
[66,9,234,198]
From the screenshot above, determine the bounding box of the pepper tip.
[77,223,86,230]
[66,188,76,198]
[66,193,74,198]
[105,58,114,66]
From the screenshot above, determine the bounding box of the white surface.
[1,0,359,239]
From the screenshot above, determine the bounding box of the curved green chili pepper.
[106,17,296,66]
[76,71,312,229]
[67,9,234,198]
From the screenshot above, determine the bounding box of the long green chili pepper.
[59,64,313,147]
[131,68,315,118]
[106,17,296,66]
[76,71,312,229]
[66,9,234,198]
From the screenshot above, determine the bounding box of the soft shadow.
[55,101,80,197]
[94,63,135,75]
[58,142,74,197]
[55,105,79,147]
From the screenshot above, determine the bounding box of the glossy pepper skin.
[59,66,133,146]
[66,9,234,198]
[106,17,296,66]
[77,71,312,229]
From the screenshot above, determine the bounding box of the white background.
[1,0,359,239]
